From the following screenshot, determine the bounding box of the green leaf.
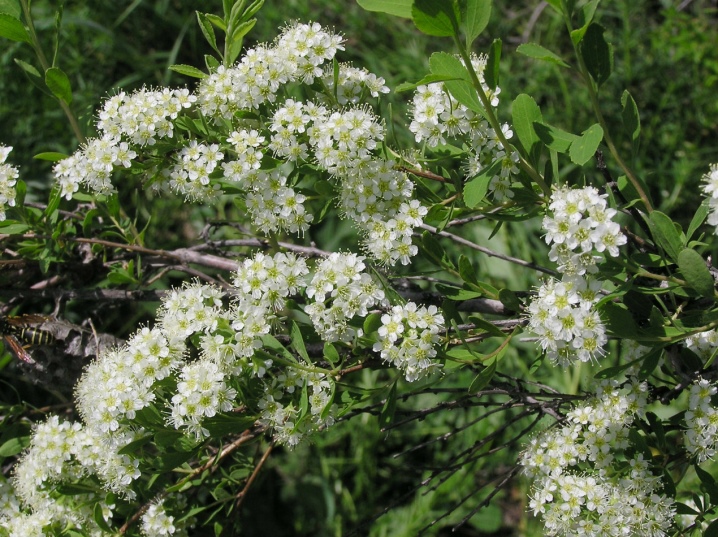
[0,1,22,18]
[363,312,383,335]
[696,464,718,504]
[687,201,710,242]
[621,90,640,149]
[533,122,578,153]
[33,151,67,162]
[323,342,340,365]
[677,248,715,297]
[420,231,456,271]
[356,0,413,18]
[169,64,207,79]
[568,123,603,165]
[0,436,29,457]
[580,23,613,87]
[648,211,684,262]
[463,158,502,207]
[706,518,718,537]
[468,316,506,338]
[512,94,543,163]
[379,381,397,429]
[485,38,501,89]
[429,52,482,113]
[600,302,638,338]
[204,12,226,30]
[458,255,480,287]
[516,43,570,68]
[468,356,496,393]
[0,222,28,234]
[45,67,72,104]
[463,0,491,47]
[290,321,310,363]
[93,502,113,533]
[0,12,29,42]
[498,289,521,312]
[412,0,460,37]
[196,12,220,56]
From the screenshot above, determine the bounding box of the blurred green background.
[2,1,718,535]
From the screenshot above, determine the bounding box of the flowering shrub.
[1,1,718,536]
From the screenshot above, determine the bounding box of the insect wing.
[2,334,35,364]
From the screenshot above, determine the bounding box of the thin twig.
[235,442,274,510]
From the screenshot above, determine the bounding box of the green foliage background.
[1,1,718,535]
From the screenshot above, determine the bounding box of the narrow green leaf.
[677,248,715,297]
[169,64,207,79]
[458,255,479,286]
[516,42,570,68]
[94,503,113,533]
[544,0,564,14]
[412,0,459,37]
[45,67,72,104]
[429,52,482,112]
[0,12,29,42]
[205,13,226,30]
[533,122,578,153]
[463,0,491,47]
[290,321,310,363]
[33,151,67,162]
[468,316,506,338]
[463,158,502,207]
[379,382,397,429]
[468,356,496,393]
[485,38,501,90]
[695,465,718,504]
[356,0,413,18]
[580,23,613,87]
[568,123,603,165]
[706,519,718,537]
[196,12,220,56]
[0,222,28,234]
[363,312,383,335]
[648,211,684,262]
[621,90,640,147]
[421,231,456,271]
[687,201,709,242]
[511,94,543,163]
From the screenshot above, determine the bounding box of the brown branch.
[399,165,447,183]
[419,223,559,277]
[234,441,274,510]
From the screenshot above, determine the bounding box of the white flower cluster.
[6,416,125,534]
[241,168,314,235]
[373,302,444,381]
[197,22,344,118]
[684,328,718,359]
[54,88,195,200]
[685,378,718,462]
[408,54,519,200]
[141,500,176,537]
[0,145,18,221]
[98,88,196,145]
[542,185,626,276]
[322,63,390,105]
[527,277,606,365]
[701,163,718,233]
[521,379,674,536]
[170,360,238,439]
[305,252,386,342]
[528,186,627,366]
[140,496,192,537]
[166,140,224,200]
[258,369,334,447]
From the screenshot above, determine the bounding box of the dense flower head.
[305,252,386,342]
[521,379,672,536]
[527,276,607,366]
[543,185,626,275]
[684,378,718,462]
[373,302,444,381]
[165,140,224,200]
[701,163,718,232]
[97,88,196,145]
[197,22,344,119]
[0,145,18,221]
[322,63,390,105]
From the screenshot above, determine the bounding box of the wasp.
[0,315,55,364]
